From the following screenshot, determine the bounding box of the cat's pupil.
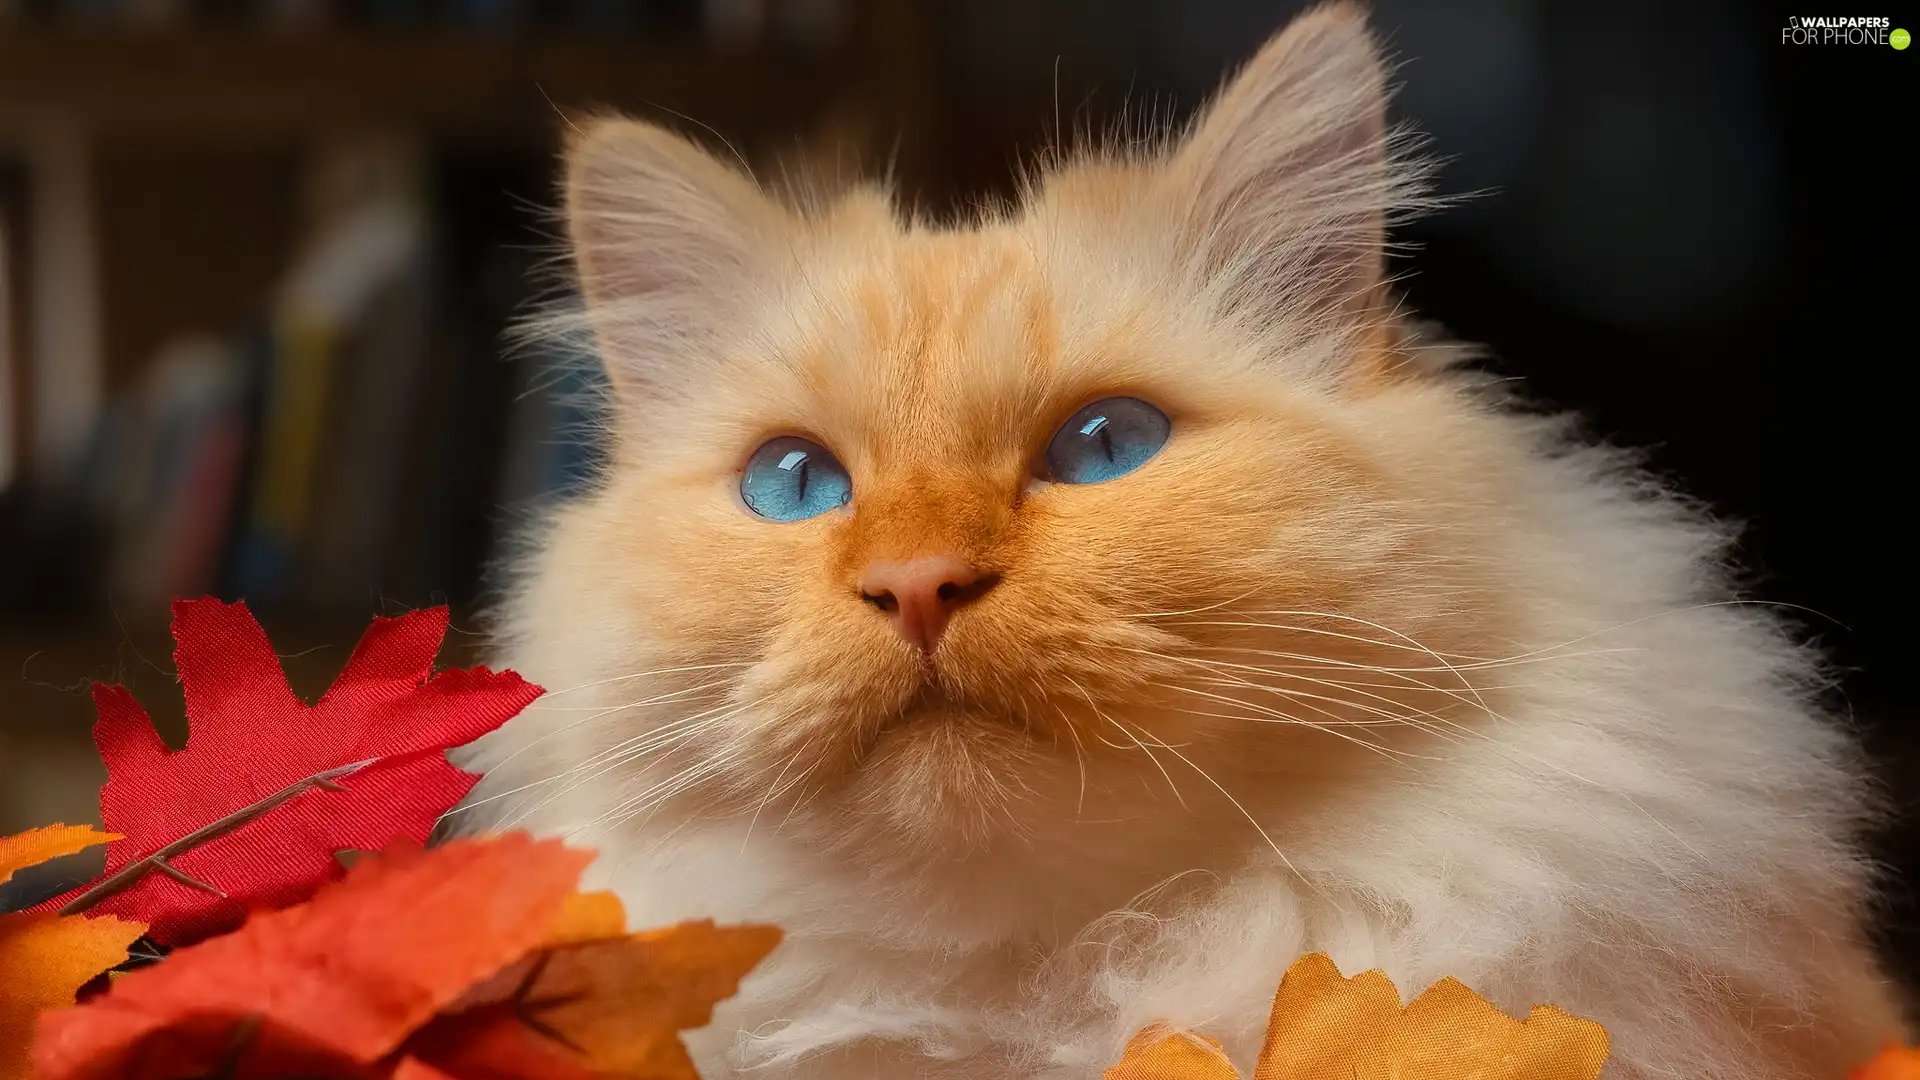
[775,449,811,501]
[1078,414,1116,462]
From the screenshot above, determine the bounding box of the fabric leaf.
[1108,953,1610,1080]
[0,825,120,887]
[391,1059,468,1080]
[33,835,590,1080]
[0,914,147,1080]
[1855,1045,1920,1080]
[420,919,783,1078]
[546,890,628,947]
[34,598,543,945]
[1,827,143,1080]
[398,1011,605,1080]
[1105,1028,1240,1080]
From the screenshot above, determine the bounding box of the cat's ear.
[1166,2,1396,331]
[563,118,789,400]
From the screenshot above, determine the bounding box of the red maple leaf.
[34,598,542,946]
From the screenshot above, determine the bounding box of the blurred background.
[1,0,1914,988]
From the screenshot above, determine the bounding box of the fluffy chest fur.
[457,4,1906,1076]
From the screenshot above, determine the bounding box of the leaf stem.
[59,759,376,916]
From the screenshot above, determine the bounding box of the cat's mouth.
[872,686,1025,741]
[848,685,1047,835]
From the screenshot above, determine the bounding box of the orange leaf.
[0,911,145,1080]
[401,1009,603,1080]
[546,890,627,947]
[1257,954,1609,1080]
[1108,954,1611,1080]
[34,834,592,1080]
[0,824,119,887]
[1,826,141,1080]
[391,1059,466,1080]
[1854,1044,1920,1080]
[1105,1027,1240,1080]
[417,919,783,1079]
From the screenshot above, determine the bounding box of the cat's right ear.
[1163,3,1398,333]
[563,118,788,400]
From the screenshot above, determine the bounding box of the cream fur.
[456,5,1908,1077]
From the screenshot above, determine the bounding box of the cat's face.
[534,4,1512,861]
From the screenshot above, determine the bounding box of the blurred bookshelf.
[0,25,854,149]
[0,0,935,829]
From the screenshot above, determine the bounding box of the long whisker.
[1158,627,1643,674]
[1172,597,1784,674]
[1117,585,1269,621]
[1170,651,1496,736]
[1157,701,1441,765]
[531,661,753,700]
[1112,642,1482,737]
[1168,609,1498,716]
[1050,700,1092,815]
[582,726,779,839]
[467,679,733,780]
[1161,676,1456,762]
[569,751,746,840]
[1065,674,1188,811]
[740,741,808,855]
[1154,614,1494,661]
[774,758,826,837]
[1178,634,1506,709]
[1111,714,1308,884]
[1140,638,1705,864]
[453,689,739,815]
[495,701,754,828]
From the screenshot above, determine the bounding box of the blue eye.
[1043,397,1171,484]
[741,437,852,521]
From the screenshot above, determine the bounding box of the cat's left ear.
[1167,2,1398,333]
[563,117,793,405]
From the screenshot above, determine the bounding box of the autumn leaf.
[397,1011,605,1080]
[1,826,145,1080]
[1107,953,1610,1080]
[1,825,120,884]
[1105,1027,1239,1080]
[33,598,543,945]
[417,919,784,1079]
[391,1060,468,1080]
[1855,1044,1920,1080]
[547,890,629,947]
[525,921,782,1075]
[34,834,590,1080]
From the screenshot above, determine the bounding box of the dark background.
[2,0,1915,987]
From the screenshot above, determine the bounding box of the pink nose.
[858,555,995,654]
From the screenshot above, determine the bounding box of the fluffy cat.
[457,5,1909,1076]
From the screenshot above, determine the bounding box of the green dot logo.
[1894,28,1912,49]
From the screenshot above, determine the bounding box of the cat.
[455,4,1910,1077]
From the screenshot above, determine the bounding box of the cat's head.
[528,3,1516,868]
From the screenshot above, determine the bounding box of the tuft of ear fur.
[563,118,790,402]
[1166,2,1404,336]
